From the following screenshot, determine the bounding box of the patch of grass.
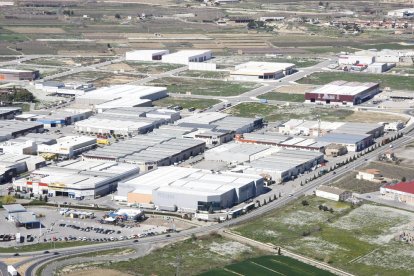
[125,62,182,74]
[355,43,414,51]
[178,70,229,79]
[74,248,135,258]
[148,77,260,97]
[258,92,305,102]
[331,172,386,194]
[0,33,28,42]
[226,103,354,122]
[297,72,414,91]
[201,255,335,276]
[0,241,94,253]
[234,196,414,275]
[153,97,220,110]
[105,233,265,276]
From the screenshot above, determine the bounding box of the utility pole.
[175,252,182,276]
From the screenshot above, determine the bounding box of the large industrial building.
[316,133,373,152]
[35,81,96,96]
[74,85,167,112]
[0,133,60,155]
[239,149,325,183]
[117,166,264,212]
[230,61,296,81]
[304,81,380,106]
[0,154,45,183]
[0,121,44,142]
[235,133,328,152]
[13,160,140,199]
[176,112,263,134]
[0,69,40,81]
[125,50,170,61]
[162,50,212,65]
[74,107,180,136]
[205,143,279,163]
[15,109,92,128]
[0,107,22,120]
[381,181,414,206]
[387,8,414,18]
[338,55,375,66]
[83,132,205,171]
[37,136,96,160]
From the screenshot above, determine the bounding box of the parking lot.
[0,206,191,247]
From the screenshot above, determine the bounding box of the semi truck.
[7,265,18,276]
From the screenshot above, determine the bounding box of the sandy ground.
[64,268,132,276]
[274,84,317,94]
[346,111,408,123]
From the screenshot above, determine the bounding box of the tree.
[115,13,121,19]
[107,43,112,49]
[44,195,48,203]
[39,195,43,201]
[318,204,324,210]
[2,195,16,204]
[263,199,267,205]
[279,192,282,198]
[401,176,407,182]
[302,200,309,206]
[191,233,197,241]
[278,247,281,255]
[329,208,334,213]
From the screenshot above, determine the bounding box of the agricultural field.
[234,196,414,276]
[297,72,414,91]
[225,103,405,123]
[177,70,230,79]
[152,97,220,110]
[148,77,260,97]
[201,255,334,276]
[102,234,266,276]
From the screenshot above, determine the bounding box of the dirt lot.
[273,84,317,94]
[5,27,66,34]
[394,144,414,167]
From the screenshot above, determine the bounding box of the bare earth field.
[5,27,66,34]
[64,268,132,276]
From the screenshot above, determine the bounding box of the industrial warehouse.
[125,49,212,65]
[37,136,97,160]
[116,166,264,212]
[0,68,40,81]
[13,160,140,199]
[230,61,296,81]
[74,85,167,112]
[279,119,384,152]
[15,109,93,128]
[83,132,205,171]
[0,120,44,142]
[305,81,380,106]
[74,107,180,136]
[176,112,263,134]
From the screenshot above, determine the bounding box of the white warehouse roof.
[232,61,295,76]
[311,81,378,96]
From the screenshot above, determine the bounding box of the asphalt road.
[5,124,411,276]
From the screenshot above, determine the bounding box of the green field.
[201,255,334,276]
[234,196,414,276]
[148,77,260,96]
[258,92,305,102]
[297,72,414,91]
[105,233,266,275]
[226,103,354,122]
[152,97,220,110]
